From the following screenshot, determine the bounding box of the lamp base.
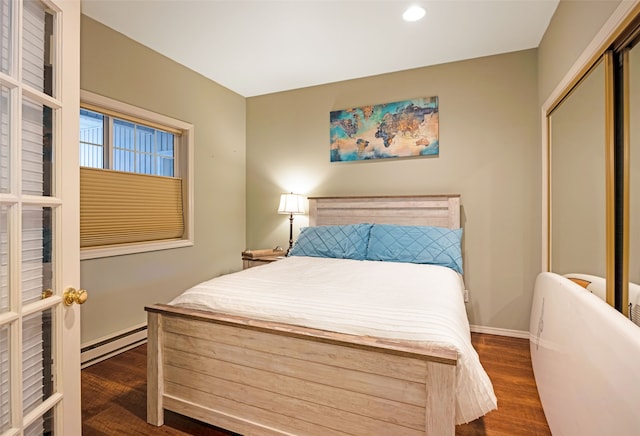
[288,214,294,251]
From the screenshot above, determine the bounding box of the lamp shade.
[278,193,305,215]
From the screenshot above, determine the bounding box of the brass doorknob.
[63,287,88,306]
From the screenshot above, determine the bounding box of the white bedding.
[170,256,497,424]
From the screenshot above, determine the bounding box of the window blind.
[19,2,47,434]
[0,326,8,431]
[0,87,9,194]
[0,0,10,76]
[0,8,9,417]
[21,103,47,435]
[80,167,184,248]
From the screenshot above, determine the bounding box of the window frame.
[79,90,194,260]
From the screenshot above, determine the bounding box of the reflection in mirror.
[550,61,606,284]
[628,42,640,324]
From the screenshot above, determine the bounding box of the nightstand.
[241,248,286,269]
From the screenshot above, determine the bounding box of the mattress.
[170,255,497,424]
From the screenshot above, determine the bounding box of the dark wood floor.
[82,333,550,435]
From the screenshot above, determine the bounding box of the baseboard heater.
[81,324,147,369]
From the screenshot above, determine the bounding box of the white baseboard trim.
[470,324,530,339]
[81,323,147,369]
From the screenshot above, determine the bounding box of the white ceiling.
[81,0,559,97]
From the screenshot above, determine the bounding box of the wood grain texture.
[150,304,458,365]
[308,195,461,229]
[425,360,456,436]
[146,311,163,426]
[81,333,550,435]
[456,334,551,435]
[147,305,456,435]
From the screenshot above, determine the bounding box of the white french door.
[0,0,81,434]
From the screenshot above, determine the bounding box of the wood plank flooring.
[81,333,550,435]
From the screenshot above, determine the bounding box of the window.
[80,109,176,176]
[79,90,193,259]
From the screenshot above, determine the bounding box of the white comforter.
[170,256,497,424]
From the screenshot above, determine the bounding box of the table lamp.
[278,192,305,252]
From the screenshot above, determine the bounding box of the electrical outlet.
[463,289,470,303]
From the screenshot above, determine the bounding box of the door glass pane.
[0,205,8,313]
[22,307,54,417]
[25,407,53,436]
[22,0,54,97]
[22,206,52,304]
[0,0,12,75]
[0,324,9,432]
[22,98,53,196]
[0,86,9,193]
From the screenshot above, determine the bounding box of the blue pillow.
[289,224,373,260]
[366,224,463,273]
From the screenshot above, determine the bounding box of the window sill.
[80,238,194,260]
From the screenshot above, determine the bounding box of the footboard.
[146,304,457,436]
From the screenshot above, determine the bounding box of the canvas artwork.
[330,96,439,162]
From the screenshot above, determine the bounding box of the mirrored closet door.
[550,60,607,281]
[546,11,640,322]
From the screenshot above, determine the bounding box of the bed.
[146,195,497,435]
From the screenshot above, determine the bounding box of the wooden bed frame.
[146,194,462,435]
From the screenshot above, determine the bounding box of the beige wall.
[79,16,246,345]
[538,0,621,105]
[79,0,626,340]
[246,50,540,331]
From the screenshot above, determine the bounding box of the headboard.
[308,195,461,229]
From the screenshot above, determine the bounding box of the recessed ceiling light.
[403,5,426,22]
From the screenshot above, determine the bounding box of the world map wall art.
[330,96,439,162]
